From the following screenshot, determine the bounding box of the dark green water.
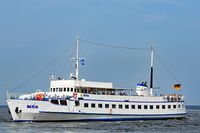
[0,106,200,133]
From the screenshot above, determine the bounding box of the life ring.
[73,92,77,99]
[35,93,44,100]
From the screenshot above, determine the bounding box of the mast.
[75,36,79,80]
[150,46,154,96]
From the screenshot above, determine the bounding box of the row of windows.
[83,103,183,110]
[51,87,88,93]
[51,99,67,105]
[50,88,118,95]
[50,99,80,106]
[50,99,184,110]
[51,87,73,92]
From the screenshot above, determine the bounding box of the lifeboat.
[35,93,44,100]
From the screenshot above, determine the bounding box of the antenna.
[150,46,154,96]
[70,36,85,80]
[75,36,79,80]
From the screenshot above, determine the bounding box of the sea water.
[0,106,200,133]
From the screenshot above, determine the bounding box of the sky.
[0,0,200,105]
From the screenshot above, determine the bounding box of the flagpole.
[75,36,79,80]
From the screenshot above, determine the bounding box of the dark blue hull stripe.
[39,111,187,117]
[14,116,186,122]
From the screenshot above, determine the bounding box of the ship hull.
[7,99,187,122]
[13,113,186,122]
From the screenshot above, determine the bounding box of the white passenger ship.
[7,37,187,122]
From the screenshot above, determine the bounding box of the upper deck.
[50,79,113,90]
[7,78,184,103]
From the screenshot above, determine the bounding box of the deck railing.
[6,90,184,103]
[6,91,24,100]
[163,94,184,102]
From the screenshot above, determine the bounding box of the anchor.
[15,107,22,114]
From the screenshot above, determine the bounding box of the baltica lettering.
[27,105,38,109]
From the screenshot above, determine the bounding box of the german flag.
[174,84,181,90]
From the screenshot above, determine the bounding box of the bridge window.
[53,88,55,92]
[168,105,171,109]
[138,105,142,109]
[67,88,69,92]
[84,103,88,108]
[173,105,176,109]
[131,105,135,109]
[112,104,116,109]
[98,104,102,108]
[105,104,109,108]
[59,88,62,92]
[125,105,129,109]
[60,100,67,105]
[144,105,148,109]
[119,104,123,109]
[64,88,66,92]
[156,105,160,109]
[71,88,73,92]
[75,100,80,106]
[51,100,59,105]
[162,105,165,109]
[150,105,153,109]
[91,103,95,108]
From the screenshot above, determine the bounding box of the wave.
[0,106,12,122]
